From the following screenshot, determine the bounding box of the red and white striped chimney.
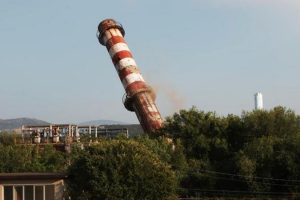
[97,19,163,133]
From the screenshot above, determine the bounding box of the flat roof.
[0,173,67,180]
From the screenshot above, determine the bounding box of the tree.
[163,106,300,197]
[163,107,232,194]
[0,144,67,173]
[0,132,21,145]
[67,139,177,200]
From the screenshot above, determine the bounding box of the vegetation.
[0,143,66,173]
[67,139,177,200]
[0,106,300,199]
[163,106,300,198]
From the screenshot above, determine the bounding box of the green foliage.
[0,132,22,145]
[67,139,177,200]
[164,106,300,197]
[133,135,188,178]
[0,144,67,173]
[1,106,300,199]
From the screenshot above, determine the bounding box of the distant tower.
[254,92,263,110]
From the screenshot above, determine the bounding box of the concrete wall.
[0,186,3,200]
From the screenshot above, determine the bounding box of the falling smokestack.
[97,19,163,133]
[254,92,263,110]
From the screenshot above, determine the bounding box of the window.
[25,186,34,200]
[45,185,54,200]
[14,186,23,200]
[35,186,44,200]
[2,185,52,200]
[4,186,13,200]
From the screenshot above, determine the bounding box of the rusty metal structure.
[21,124,128,144]
[97,19,163,133]
[20,124,129,152]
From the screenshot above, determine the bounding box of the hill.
[0,118,50,130]
[0,118,143,136]
[79,120,125,126]
[78,120,143,137]
[103,124,144,137]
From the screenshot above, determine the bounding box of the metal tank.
[97,19,163,133]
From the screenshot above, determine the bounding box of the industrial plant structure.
[21,124,128,146]
[97,19,163,133]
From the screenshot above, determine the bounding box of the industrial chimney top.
[97,18,125,45]
[96,18,164,133]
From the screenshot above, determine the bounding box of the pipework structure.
[97,19,163,133]
[21,124,129,144]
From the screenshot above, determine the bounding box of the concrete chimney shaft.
[97,19,163,133]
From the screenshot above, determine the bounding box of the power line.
[196,173,300,187]
[178,188,300,196]
[194,169,300,183]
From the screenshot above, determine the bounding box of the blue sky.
[0,0,299,123]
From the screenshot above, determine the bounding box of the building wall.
[54,182,64,200]
[0,180,65,200]
[0,186,3,200]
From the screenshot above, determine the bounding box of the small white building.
[254,92,263,110]
[0,173,67,200]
